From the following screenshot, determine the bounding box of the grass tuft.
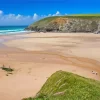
[1,65,14,74]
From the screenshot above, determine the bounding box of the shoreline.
[0,31,33,36]
[0,32,96,46]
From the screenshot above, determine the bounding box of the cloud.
[48,14,52,17]
[33,13,38,20]
[16,14,23,20]
[0,10,66,25]
[56,11,60,15]
[0,10,3,15]
[0,14,33,25]
[53,11,61,16]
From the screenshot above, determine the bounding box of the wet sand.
[0,33,100,100]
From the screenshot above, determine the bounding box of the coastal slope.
[25,15,100,33]
[23,70,100,100]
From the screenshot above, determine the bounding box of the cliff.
[25,15,100,33]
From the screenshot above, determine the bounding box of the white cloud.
[33,13,38,20]
[56,11,60,15]
[0,10,67,25]
[52,11,61,16]
[16,14,23,20]
[7,14,15,19]
[0,10,3,15]
[0,14,34,25]
[48,14,52,17]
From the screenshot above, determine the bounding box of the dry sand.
[0,32,100,100]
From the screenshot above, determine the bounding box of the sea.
[0,26,30,35]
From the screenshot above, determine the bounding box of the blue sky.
[0,0,100,25]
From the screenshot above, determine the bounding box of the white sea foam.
[0,26,30,35]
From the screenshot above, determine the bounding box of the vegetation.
[29,14,100,27]
[33,14,100,24]
[0,65,14,76]
[25,14,100,33]
[1,65,14,72]
[23,70,100,100]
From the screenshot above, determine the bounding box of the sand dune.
[0,33,100,100]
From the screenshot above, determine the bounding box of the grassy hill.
[23,70,100,100]
[28,14,100,28]
[25,14,100,33]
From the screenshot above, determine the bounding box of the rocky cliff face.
[25,16,100,33]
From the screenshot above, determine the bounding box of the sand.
[0,32,100,100]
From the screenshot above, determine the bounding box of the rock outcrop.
[25,16,100,33]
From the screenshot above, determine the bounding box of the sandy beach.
[0,32,100,100]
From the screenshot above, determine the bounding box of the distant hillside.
[25,14,100,33]
[23,70,100,100]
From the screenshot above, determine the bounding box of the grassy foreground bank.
[23,70,100,100]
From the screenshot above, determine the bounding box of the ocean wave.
[0,26,29,35]
[0,29,23,32]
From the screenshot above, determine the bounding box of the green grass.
[28,14,100,29]
[1,67,14,72]
[69,14,100,16]
[1,65,14,72]
[23,70,100,100]
[30,16,60,28]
